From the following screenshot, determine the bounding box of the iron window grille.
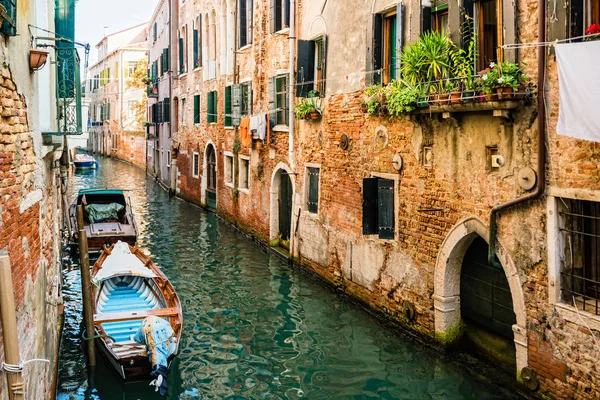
[559,198,600,315]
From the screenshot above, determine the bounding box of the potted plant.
[446,81,462,105]
[386,80,419,118]
[585,24,600,41]
[495,62,522,99]
[294,96,322,121]
[194,59,201,68]
[363,84,387,116]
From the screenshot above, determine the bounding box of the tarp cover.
[556,41,600,142]
[93,241,157,284]
[85,203,124,224]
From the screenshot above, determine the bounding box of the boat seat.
[94,307,179,324]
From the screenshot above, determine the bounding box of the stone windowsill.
[554,302,600,332]
[238,188,250,195]
[272,125,289,133]
[225,181,234,189]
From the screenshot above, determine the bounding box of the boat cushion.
[85,203,124,224]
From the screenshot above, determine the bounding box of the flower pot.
[496,87,514,100]
[513,85,529,100]
[450,92,462,105]
[483,92,497,102]
[433,93,450,105]
[462,91,475,103]
[417,96,429,107]
[309,110,321,120]
[29,48,49,71]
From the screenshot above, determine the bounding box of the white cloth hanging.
[556,41,600,142]
[250,115,266,140]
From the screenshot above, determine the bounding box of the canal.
[57,157,518,399]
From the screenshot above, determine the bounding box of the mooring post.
[0,256,25,400]
[76,205,96,367]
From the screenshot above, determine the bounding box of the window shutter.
[224,86,232,126]
[377,179,395,239]
[232,83,241,126]
[207,92,212,122]
[193,29,199,66]
[270,0,276,33]
[372,14,383,84]
[268,76,275,113]
[247,0,253,44]
[213,91,218,123]
[194,95,200,124]
[164,98,170,122]
[321,35,327,95]
[239,0,247,47]
[198,17,203,67]
[296,40,315,98]
[396,3,404,77]
[179,37,184,71]
[107,102,111,121]
[248,82,253,114]
[166,46,170,70]
[308,168,319,213]
[157,100,163,123]
[363,178,379,235]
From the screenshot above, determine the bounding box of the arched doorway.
[434,217,528,373]
[460,236,517,368]
[205,144,217,209]
[270,164,294,250]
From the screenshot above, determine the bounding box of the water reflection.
[57,157,517,399]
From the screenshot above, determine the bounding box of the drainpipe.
[488,0,546,268]
[288,0,296,167]
[168,0,175,194]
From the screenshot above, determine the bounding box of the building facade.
[157,0,600,397]
[0,0,81,397]
[88,24,148,168]
[147,0,174,188]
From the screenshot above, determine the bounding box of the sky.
[75,0,157,67]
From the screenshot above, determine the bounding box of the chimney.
[104,26,108,37]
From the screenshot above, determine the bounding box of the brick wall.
[0,65,62,400]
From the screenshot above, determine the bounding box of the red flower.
[585,23,600,35]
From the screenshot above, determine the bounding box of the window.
[241,82,252,116]
[224,153,234,184]
[1,0,17,36]
[193,152,200,177]
[161,48,169,74]
[422,0,449,33]
[194,94,200,124]
[373,6,402,85]
[207,90,218,123]
[238,0,253,47]
[557,198,600,315]
[194,16,202,68]
[153,22,157,43]
[269,74,289,126]
[270,0,290,33]
[239,156,250,189]
[163,98,171,123]
[362,177,395,239]
[128,100,137,118]
[167,151,171,167]
[306,166,320,214]
[224,86,232,127]
[179,29,186,74]
[125,62,138,78]
[476,0,503,70]
[297,37,327,97]
[181,98,186,125]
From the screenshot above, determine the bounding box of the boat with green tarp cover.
[69,188,138,254]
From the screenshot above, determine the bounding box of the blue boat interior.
[97,276,164,343]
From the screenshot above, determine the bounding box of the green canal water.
[56,157,518,399]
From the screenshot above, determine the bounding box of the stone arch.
[269,162,295,242]
[433,216,528,372]
[201,140,217,208]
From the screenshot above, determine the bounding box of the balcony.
[43,47,82,135]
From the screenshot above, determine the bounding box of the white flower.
[489,62,496,68]
[497,77,505,84]
[482,74,488,81]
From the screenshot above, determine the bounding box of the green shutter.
[179,37,184,72]
[224,86,232,127]
[163,98,170,122]
[213,92,218,124]
[193,29,199,67]
[1,0,17,36]
[232,84,241,126]
[194,95,200,124]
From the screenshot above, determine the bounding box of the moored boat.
[70,188,138,254]
[91,241,183,382]
[73,153,99,169]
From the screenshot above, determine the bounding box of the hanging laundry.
[257,114,267,140]
[239,116,251,147]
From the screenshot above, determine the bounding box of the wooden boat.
[73,153,99,169]
[91,241,183,381]
[69,188,138,254]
